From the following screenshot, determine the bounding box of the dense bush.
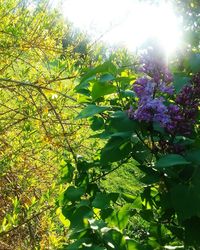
[59,48,200,249]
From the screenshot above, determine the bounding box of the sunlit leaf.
[76,105,109,119]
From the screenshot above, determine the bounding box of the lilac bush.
[72,52,200,249]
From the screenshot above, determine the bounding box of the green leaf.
[119,90,135,98]
[185,149,200,165]
[138,165,160,185]
[185,53,200,73]
[127,239,149,250]
[75,80,91,94]
[170,169,200,220]
[110,131,132,138]
[110,111,136,132]
[153,122,165,134]
[108,192,119,203]
[156,154,190,168]
[92,192,111,209]
[60,161,74,183]
[91,116,104,131]
[64,238,85,250]
[185,217,200,246]
[140,209,154,222]
[99,73,115,82]
[132,197,142,210]
[167,226,184,241]
[132,142,151,164]
[75,172,89,187]
[89,219,107,231]
[107,204,130,230]
[103,229,126,250]
[173,74,190,93]
[101,137,132,163]
[91,82,116,100]
[89,131,112,139]
[76,105,109,119]
[121,193,136,203]
[92,192,118,210]
[101,208,114,220]
[140,174,160,185]
[81,61,117,84]
[64,186,85,202]
[171,184,198,221]
[70,206,93,231]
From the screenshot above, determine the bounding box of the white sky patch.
[60,0,182,55]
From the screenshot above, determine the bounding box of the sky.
[56,0,183,55]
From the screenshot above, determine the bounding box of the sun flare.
[62,0,182,56]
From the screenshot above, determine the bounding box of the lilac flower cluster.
[165,74,200,135]
[140,49,173,84]
[158,74,200,152]
[129,50,200,137]
[129,50,174,126]
[133,97,170,125]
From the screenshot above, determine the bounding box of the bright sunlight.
[62,0,182,55]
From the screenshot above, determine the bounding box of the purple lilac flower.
[133,77,154,99]
[140,49,173,84]
[129,49,174,127]
[159,81,174,95]
[164,74,200,136]
[129,49,200,136]
[134,98,170,125]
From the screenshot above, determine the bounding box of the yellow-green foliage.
[0,1,97,248]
